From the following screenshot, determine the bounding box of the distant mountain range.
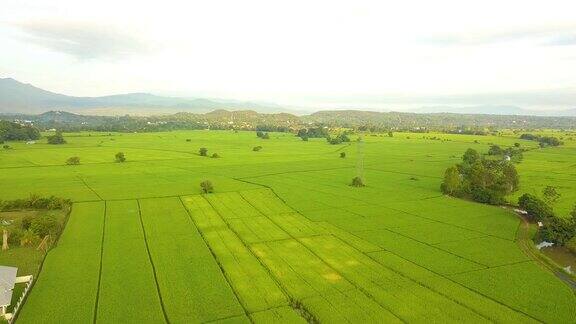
[0,78,288,115]
[1,77,575,116]
[412,105,576,116]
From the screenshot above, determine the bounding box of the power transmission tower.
[356,136,364,182]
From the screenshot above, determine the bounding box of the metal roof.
[0,266,18,307]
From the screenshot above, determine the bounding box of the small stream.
[540,246,576,274]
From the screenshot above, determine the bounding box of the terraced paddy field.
[2,130,575,323]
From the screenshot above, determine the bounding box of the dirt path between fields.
[515,214,576,291]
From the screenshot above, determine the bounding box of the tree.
[115,152,126,162]
[488,145,502,155]
[351,176,364,187]
[47,131,66,145]
[542,186,560,204]
[200,180,214,193]
[388,131,393,137]
[440,166,461,195]
[540,217,576,245]
[66,156,80,165]
[253,146,262,151]
[462,148,480,165]
[518,194,554,221]
[502,163,519,193]
[199,147,208,156]
[340,152,346,158]
[2,145,10,150]
[211,153,220,158]
[514,142,521,148]
[256,131,264,138]
[571,204,576,220]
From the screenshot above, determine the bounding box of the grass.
[96,200,165,323]
[17,201,105,323]
[2,129,575,323]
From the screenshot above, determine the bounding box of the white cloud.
[0,0,575,110]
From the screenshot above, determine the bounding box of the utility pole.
[356,136,364,182]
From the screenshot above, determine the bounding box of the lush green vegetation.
[0,129,573,323]
[0,121,40,142]
[441,148,519,204]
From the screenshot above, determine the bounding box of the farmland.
[1,129,575,323]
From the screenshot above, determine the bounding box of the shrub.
[542,186,560,204]
[2,145,10,150]
[115,152,126,162]
[19,229,39,247]
[488,145,503,155]
[66,156,80,165]
[47,131,66,145]
[199,147,208,156]
[21,215,34,230]
[186,139,191,142]
[7,229,24,246]
[340,152,346,158]
[30,214,59,237]
[253,146,262,152]
[0,196,70,211]
[211,153,220,158]
[200,180,214,194]
[351,176,365,187]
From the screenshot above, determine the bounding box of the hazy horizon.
[1,0,575,112]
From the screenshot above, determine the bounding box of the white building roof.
[0,266,17,307]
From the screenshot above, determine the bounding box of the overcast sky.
[1,0,575,111]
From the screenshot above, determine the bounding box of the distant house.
[0,266,17,317]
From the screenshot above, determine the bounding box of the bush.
[351,176,365,187]
[0,195,71,211]
[199,147,208,156]
[200,180,214,194]
[340,152,346,158]
[30,214,59,237]
[253,146,262,152]
[186,139,191,142]
[21,215,34,230]
[115,152,126,162]
[488,145,503,155]
[66,156,80,165]
[2,145,10,150]
[7,228,24,246]
[47,131,66,145]
[211,153,220,158]
[19,229,39,247]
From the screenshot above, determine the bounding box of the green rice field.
[2,130,575,323]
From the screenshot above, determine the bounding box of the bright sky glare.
[1,0,575,110]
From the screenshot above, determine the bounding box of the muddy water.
[541,246,576,273]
